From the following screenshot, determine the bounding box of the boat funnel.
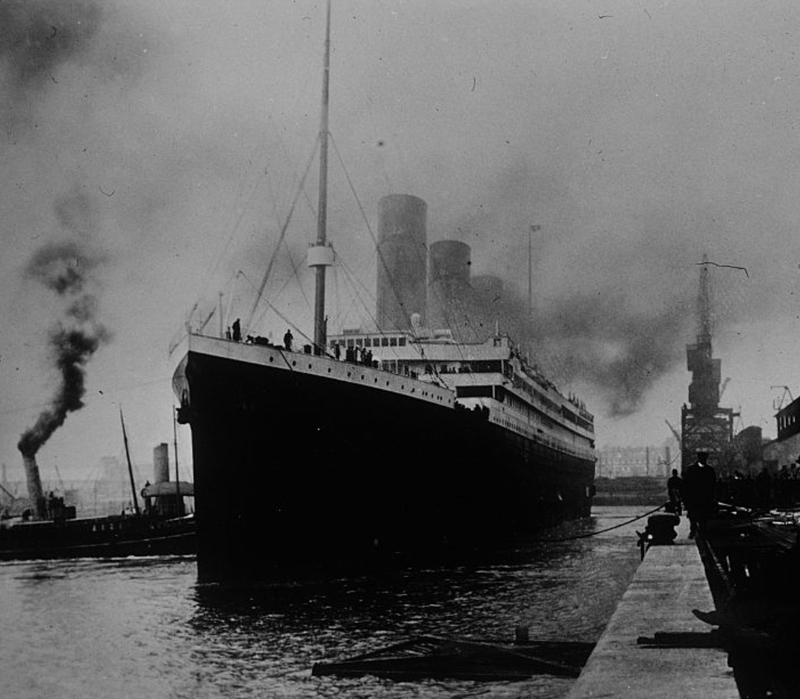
[22,454,46,520]
[429,240,471,286]
[154,443,170,483]
[376,194,428,331]
[472,274,504,301]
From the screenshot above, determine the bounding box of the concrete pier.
[565,517,738,699]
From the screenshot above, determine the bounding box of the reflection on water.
[0,507,645,699]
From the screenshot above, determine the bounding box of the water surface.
[0,506,647,698]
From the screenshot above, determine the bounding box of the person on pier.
[683,450,717,539]
[667,468,683,516]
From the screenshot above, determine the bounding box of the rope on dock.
[533,503,666,543]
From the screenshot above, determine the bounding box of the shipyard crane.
[680,255,736,472]
[665,419,681,444]
[771,385,794,412]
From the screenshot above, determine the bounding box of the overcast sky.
[2,0,800,484]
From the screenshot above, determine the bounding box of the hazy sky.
[3,0,800,484]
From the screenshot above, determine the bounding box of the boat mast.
[528,224,540,322]
[309,0,334,352]
[173,405,182,515]
[119,408,141,516]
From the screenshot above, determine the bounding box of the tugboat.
[0,415,195,561]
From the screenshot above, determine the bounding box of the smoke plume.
[462,251,695,418]
[18,213,110,459]
[0,0,102,125]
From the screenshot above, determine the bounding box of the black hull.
[180,345,595,581]
[0,515,196,562]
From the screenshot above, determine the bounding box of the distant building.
[596,443,677,479]
[762,395,800,471]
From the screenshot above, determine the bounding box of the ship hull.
[176,338,595,581]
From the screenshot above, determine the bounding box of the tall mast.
[528,224,541,323]
[119,408,141,516]
[173,406,182,515]
[310,0,334,352]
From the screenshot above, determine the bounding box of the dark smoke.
[18,323,109,457]
[442,158,703,419]
[25,241,98,294]
[0,0,101,92]
[18,210,110,458]
[533,294,691,417]
[466,277,693,418]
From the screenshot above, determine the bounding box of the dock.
[565,517,739,699]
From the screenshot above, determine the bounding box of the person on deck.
[283,329,293,351]
[683,450,717,539]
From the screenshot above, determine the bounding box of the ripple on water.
[0,506,644,698]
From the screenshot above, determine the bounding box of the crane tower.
[680,255,736,473]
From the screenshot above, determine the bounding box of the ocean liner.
[169,2,596,581]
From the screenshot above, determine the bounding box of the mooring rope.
[532,503,667,543]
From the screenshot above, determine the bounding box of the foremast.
[308,0,334,352]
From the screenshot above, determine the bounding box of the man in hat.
[683,450,717,539]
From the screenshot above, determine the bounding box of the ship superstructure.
[329,329,595,464]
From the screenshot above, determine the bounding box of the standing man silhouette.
[683,450,717,539]
[667,468,683,516]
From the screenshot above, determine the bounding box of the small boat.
[312,635,594,682]
[0,511,195,562]
[0,410,196,562]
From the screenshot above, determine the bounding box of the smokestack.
[428,240,487,341]
[376,194,428,330]
[429,240,472,287]
[472,274,504,301]
[154,443,170,483]
[22,455,46,520]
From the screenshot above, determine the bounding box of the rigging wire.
[248,242,313,335]
[531,503,666,543]
[189,168,270,325]
[236,270,318,351]
[243,134,321,334]
[330,135,421,332]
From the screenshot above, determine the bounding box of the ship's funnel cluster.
[375,195,509,343]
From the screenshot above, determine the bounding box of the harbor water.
[0,506,648,699]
